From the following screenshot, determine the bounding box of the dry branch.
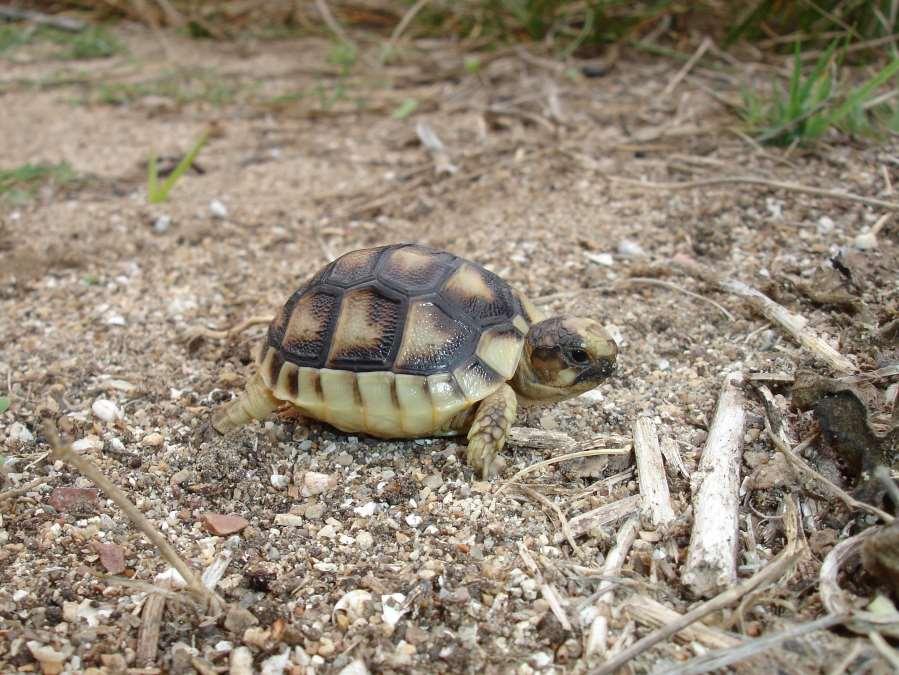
[633,418,675,527]
[586,515,639,657]
[820,526,899,638]
[674,259,857,375]
[658,613,847,675]
[683,372,745,597]
[136,594,166,666]
[623,594,740,649]
[43,423,220,610]
[590,547,803,675]
[554,495,640,544]
[0,476,48,504]
[609,175,899,211]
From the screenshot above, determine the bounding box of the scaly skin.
[464,383,518,478]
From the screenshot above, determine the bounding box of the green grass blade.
[147,151,159,198]
[825,57,899,127]
[0,396,9,414]
[148,130,209,204]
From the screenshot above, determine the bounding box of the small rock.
[209,199,228,219]
[261,648,290,675]
[405,514,422,527]
[585,251,614,266]
[616,239,647,258]
[91,399,122,422]
[8,422,34,444]
[202,513,249,536]
[853,231,878,250]
[423,474,443,490]
[49,487,98,513]
[354,502,376,517]
[153,214,171,233]
[27,641,69,675]
[224,607,259,634]
[155,567,187,589]
[142,432,164,448]
[301,471,335,497]
[338,659,371,675]
[317,637,335,658]
[817,215,835,235]
[230,646,253,675]
[91,541,126,574]
[356,531,374,549]
[72,435,103,453]
[243,627,271,648]
[333,589,373,622]
[305,503,325,520]
[334,451,354,466]
[274,513,303,527]
[270,473,289,489]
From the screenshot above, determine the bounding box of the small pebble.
[209,199,228,219]
[202,513,249,536]
[91,399,122,422]
[142,432,164,448]
[91,541,126,574]
[274,513,303,527]
[853,231,878,250]
[49,487,98,513]
[153,214,171,233]
[72,435,103,452]
[8,422,33,444]
[335,451,354,466]
[356,531,374,549]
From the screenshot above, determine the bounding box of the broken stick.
[683,372,746,597]
[633,417,676,527]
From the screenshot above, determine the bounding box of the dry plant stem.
[674,259,857,375]
[554,494,640,544]
[868,631,899,670]
[382,0,431,60]
[517,543,571,630]
[0,7,86,31]
[136,594,165,666]
[661,37,712,97]
[586,515,639,657]
[42,423,217,606]
[819,526,899,638]
[609,175,899,212]
[515,485,582,556]
[623,595,740,649]
[0,476,48,504]
[190,315,273,341]
[755,384,798,450]
[314,0,354,47]
[683,372,745,597]
[826,641,864,675]
[589,547,802,675]
[658,613,848,675]
[765,428,893,524]
[633,417,676,527]
[503,445,630,486]
[507,426,576,450]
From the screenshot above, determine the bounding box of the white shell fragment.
[381,593,408,627]
[333,589,373,622]
[91,399,122,422]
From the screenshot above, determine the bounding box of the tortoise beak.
[575,331,618,384]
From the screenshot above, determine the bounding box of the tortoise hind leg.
[465,383,517,478]
[212,373,280,434]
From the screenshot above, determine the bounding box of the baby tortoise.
[213,243,618,476]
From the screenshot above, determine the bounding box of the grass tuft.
[743,41,899,145]
[0,162,79,202]
[0,24,124,60]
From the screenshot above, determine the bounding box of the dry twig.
[186,315,273,341]
[42,422,221,610]
[633,418,675,527]
[609,175,899,211]
[0,476,49,504]
[589,547,804,675]
[765,428,893,524]
[674,258,857,375]
[683,372,745,596]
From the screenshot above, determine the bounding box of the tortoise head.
[512,317,618,403]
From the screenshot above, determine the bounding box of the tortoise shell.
[256,244,534,438]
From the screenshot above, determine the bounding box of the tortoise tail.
[212,373,280,434]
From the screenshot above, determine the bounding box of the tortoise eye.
[568,348,590,364]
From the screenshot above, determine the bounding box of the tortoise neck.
[511,355,567,405]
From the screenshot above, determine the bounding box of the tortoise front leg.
[465,383,517,478]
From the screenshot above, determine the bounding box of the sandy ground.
[1,24,898,674]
